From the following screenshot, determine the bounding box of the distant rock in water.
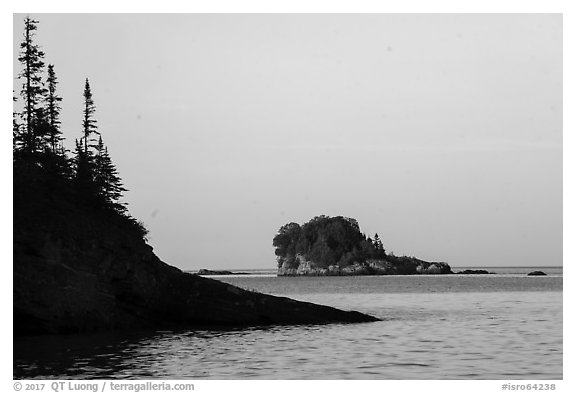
[14,167,379,336]
[273,215,452,276]
[527,271,547,276]
[457,269,494,275]
[196,269,234,275]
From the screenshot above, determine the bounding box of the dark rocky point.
[14,166,379,336]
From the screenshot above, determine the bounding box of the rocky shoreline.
[277,255,453,276]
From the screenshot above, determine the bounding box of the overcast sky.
[12,13,562,270]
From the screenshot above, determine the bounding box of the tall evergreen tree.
[45,64,63,152]
[94,136,127,211]
[17,16,47,154]
[373,233,385,254]
[82,78,99,155]
[73,79,101,198]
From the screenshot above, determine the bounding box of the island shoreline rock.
[277,254,453,276]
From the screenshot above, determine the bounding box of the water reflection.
[14,325,325,379]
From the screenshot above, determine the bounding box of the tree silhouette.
[374,233,385,253]
[45,64,63,153]
[14,16,145,239]
[17,16,47,155]
[94,136,127,212]
[82,78,99,155]
[73,78,100,196]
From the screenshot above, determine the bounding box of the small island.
[456,269,494,275]
[528,271,547,276]
[195,269,249,276]
[273,216,452,276]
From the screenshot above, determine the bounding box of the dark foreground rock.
[527,271,547,276]
[14,227,378,336]
[13,169,379,336]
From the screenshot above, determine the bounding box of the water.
[14,268,562,379]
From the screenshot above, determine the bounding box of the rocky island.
[273,216,452,276]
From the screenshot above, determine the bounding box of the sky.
[12,13,562,270]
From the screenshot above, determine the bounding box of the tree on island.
[73,79,100,198]
[81,78,100,154]
[15,17,69,179]
[94,136,127,212]
[45,64,64,153]
[374,233,385,253]
[40,64,72,177]
[17,16,49,156]
[74,78,127,213]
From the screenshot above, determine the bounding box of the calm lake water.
[14,267,562,379]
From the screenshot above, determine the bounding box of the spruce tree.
[45,64,63,152]
[94,136,127,212]
[17,16,47,154]
[82,78,99,155]
[73,78,101,199]
[373,233,385,255]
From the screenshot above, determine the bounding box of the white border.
[3,1,572,391]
